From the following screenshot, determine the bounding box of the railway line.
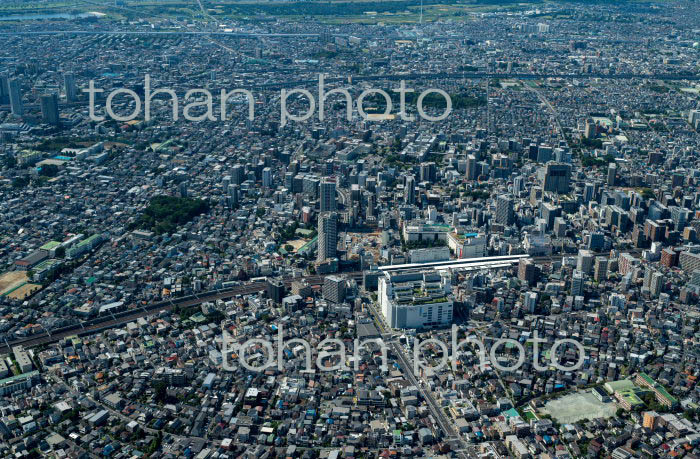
[0,249,638,353]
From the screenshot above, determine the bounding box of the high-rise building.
[231,164,245,185]
[542,162,571,194]
[643,267,653,290]
[262,167,272,188]
[266,278,285,304]
[228,184,239,208]
[524,292,537,313]
[496,195,515,225]
[317,212,337,262]
[593,257,608,282]
[518,259,538,286]
[419,162,436,182]
[0,74,8,104]
[8,78,23,116]
[607,163,617,187]
[584,118,596,139]
[660,248,678,268]
[319,177,337,212]
[583,182,595,203]
[571,269,584,297]
[688,110,699,127]
[322,275,346,304]
[404,175,416,205]
[466,154,477,180]
[513,175,524,195]
[64,72,77,102]
[670,206,689,231]
[577,249,595,274]
[40,93,60,125]
[650,272,663,298]
[540,203,561,231]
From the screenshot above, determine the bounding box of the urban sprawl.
[0,0,699,458]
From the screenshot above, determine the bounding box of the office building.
[670,206,689,231]
[583,182,595,203]
[650,272,663,298]
[689,110,699,127]
[231,164,245,185]
[513,175,524,195]
[419,162,436,182]
[524,292,537,313]
[541,203,561,231]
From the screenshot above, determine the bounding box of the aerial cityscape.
[0,0,700,457]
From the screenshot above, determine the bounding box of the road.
[524,81,569,147]
[389,339,473,458]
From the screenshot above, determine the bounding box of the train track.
[0,272,363,353]
[1,249,639,353]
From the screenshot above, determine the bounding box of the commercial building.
[378,269,453,329]
[446,231,487,258]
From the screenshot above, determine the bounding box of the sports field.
[6,283,42,300]
[542,391,617,424]
[0,271,28,296]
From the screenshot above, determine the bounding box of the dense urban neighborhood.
[0,0,700,457]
